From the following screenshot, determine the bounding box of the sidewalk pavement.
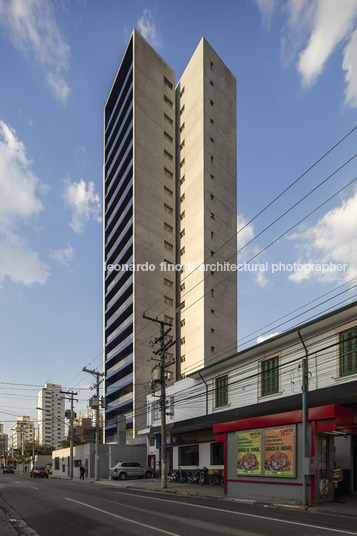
[94,477,357,518]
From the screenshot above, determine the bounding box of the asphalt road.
[1,473,357,536]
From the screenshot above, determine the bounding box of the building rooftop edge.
[189,299,357,378]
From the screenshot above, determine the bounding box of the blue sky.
[0,0,357,438]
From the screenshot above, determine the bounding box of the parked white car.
[109,461,153,480]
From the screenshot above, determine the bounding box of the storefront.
[213,404,355,504]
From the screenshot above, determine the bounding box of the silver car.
[109,461,153,480]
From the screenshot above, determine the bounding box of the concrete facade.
[104,30,176,443]
[12,416,35,452]
[104,30,237,442]
[38,383,65,448]
[175,38,237,376]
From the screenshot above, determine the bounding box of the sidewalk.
[96,477,225,499]
[0,501,18,536]
[94,477,357,517]
[50,475,357,518]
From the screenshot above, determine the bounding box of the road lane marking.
[110,490,357,535]
[30,486,39,490]
[65,498,182,536]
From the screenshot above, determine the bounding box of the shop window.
[210,442,224,465]
[340,327,357,376]
[261,356,279,396]
[215,375,228,407]
[179,445,199,466]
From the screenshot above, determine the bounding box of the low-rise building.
[143,300,357,503]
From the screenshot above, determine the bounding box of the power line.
[129,301,357,413]
[63,127,357,412]
[103,129,357,366]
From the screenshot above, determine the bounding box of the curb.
[107,483,357,519]
[0,496,40,536]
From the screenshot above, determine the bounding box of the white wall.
[172,441,223,470]
[146,310,357,429]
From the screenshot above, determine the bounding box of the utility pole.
[298,330,309,508]
[61,390,78,479]
[143,313,176,490]
[83,367,104,482]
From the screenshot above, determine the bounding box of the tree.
[59,437,86,449]
[20,441,55,458]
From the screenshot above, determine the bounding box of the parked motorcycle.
[167,466,187,483]
[188,466,207,485]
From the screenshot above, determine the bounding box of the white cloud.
[253,0,278,30]
[0,120,49,287]
[296,0,357,88]
[256,271,269,288]
[342,28,357,107]
[0,120,43,227]
[137,8,161,48]
[0,231,49,286]
[255,0,357,107]
[63,178,102,234]
[257,332,280,343]
[237,214,254,261]
[0,0,70,102]
[50,244,74,266]
[289,189,357,284]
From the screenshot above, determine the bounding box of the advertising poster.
[264,426,295,476]
[237,430,261,474]
[320,479,329,498]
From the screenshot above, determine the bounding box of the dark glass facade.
[104,39,134,442]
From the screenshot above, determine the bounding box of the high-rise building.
[38,383,65,448]
[12,416,35,452]
[175,39,237,377]
[103,30,237,442]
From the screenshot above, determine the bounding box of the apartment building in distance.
[103,29,237,442]
[38,383,65,448]
[12,416,35,452]
[0,423,8,456]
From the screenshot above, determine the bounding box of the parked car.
[3,465,14,474]
[30,466,49,478]
[109,461,153,480]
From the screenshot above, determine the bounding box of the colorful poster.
[264,427,295,476]
[237,430,261,474]
[320,479,329,498]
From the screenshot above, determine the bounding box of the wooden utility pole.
[143,313,175,490]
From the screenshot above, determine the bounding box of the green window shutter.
[340,328,357,377]
[261,356,279,396]
[216,375,228,407]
